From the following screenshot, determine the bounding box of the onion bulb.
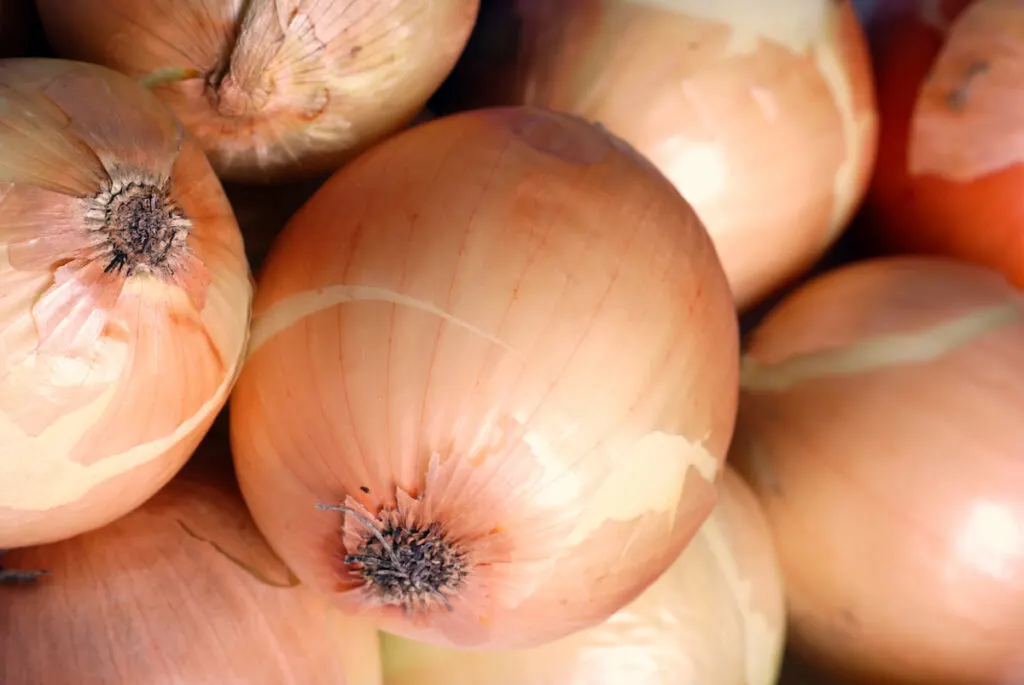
[0,440,383,685]
[431,0,879,308]
[731,256,1024,685]
[380,467,786,685]
[0,59,252,549]
[33,0,480,184]
[866,0,1024,287]
[230,106,739,649]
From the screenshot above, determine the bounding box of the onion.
[432,0,879,308]
[380,467,786,685]
[230,106,740,649]
[730,256,1024,685]
[34,0,480,183]
[0,440,383,685]
[866,0,1024,288]
[0,59,252,549]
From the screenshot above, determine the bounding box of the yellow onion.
[731,256,1024,685]
[0,59,251,549]
[34,0,480,183]
[230,106,740,649]
[381,467,786,685]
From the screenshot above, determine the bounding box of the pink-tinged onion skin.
[435,0,878,309]
[381,467,786,685]
[34,0,479,184]
[0,59,252,548]
[229,106,739,650]
[731,256,1024,685]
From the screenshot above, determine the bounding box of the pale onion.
[380,467,786,685]
[33,0,480,184]
[866,0,1024,288]
[432,0,879,309]
[730,256,1024,685]
[230,106,740,649]
[0,59,251,549]
[0,439,383,685]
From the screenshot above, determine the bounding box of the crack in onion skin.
[229,106,739,649]
[0,59,252,548]
[33,0,479,184]
[380,467,786,685]
[730,256,1024,685]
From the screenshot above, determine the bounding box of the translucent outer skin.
[732,256,1024,685]
[230,106,739,649]
[381,467,786,685]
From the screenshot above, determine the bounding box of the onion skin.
[731,256,1024,685]
[230,106,739,649]
[0,59,252,548]
[432,0,879,309]
[0,441,383,685]
[381,467,785,685]
[34,0,479,184]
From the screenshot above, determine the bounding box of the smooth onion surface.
[731,256,1024,685]
[381,467,786,685]
[0,59,252,548]
[866,0,1024,287]
[230,106,739,649]
[34,0,479,183]
[433,0,878,308]
[0,439,382,685]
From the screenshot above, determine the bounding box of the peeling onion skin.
[731,256,1024,685]
[229,106,739,650]
[431,0,879,309]
[33,0,479,184]
[0,59,252,548]
[381,467,786,685]
[0,442,383,685]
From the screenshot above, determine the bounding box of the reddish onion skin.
[866,0,1024,287]
[731,256,1024,685]
[230,106,739,650]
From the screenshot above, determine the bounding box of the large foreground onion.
[731,256,1024,685]
[381,467,786,685]
[230,106,739,649]
[433,0,878,308]
[0,59,251,549]
[34,0,479,183]
[0,442,382,685]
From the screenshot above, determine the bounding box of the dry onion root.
[380,467,786,685]
[34,0,480,183]
[731,256,1024,685]
[0,59,252,550]
[230,106,740,649]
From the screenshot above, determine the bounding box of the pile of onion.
[34,0,480,183]
[0,439,382,685]
[431,0,879,308]
[230,106,740,649]
[380,467,786,685]
[0,59,252,549]
[866,0,1024,288]
[731,256,1024,685]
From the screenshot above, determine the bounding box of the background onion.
[380,467,786,685]
[34,0,480,183]
[731,256,1024,685]
[230,105,739,649]
[0,59,252,548]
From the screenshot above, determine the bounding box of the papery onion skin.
[230,105,739,650]
[731,256,1024,685]
[381,467,786,685]
[0,440,383,685]
[431,0,879,309]
[33,0,480,184]
[0,59,251,548]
